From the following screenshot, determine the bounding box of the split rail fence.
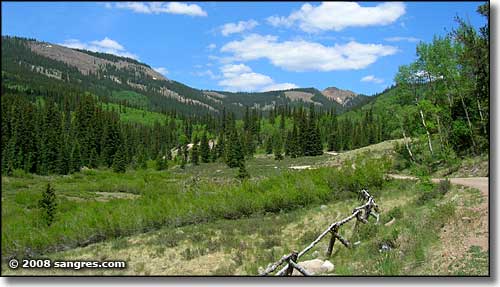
[259,189,380,276]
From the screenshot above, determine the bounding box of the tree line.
[1,83,393,176]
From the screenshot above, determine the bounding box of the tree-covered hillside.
[1,3,488,177]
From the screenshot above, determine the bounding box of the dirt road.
[387,174,488,199]
[388,174,489,274]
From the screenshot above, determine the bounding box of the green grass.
[110,90,150,108]
[102,103,170,126]
[1,154,388,259]
[2,175,487,276]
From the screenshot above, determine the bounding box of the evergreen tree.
[70,141,82,173]
[200,131,210,163]
[39,100,63,174]
[155,153,167,170]
[190,136,200,165]
[112,146,127,173]
[290,123,301,158]
[243,130,256,157]
[273,133,284,161]
[265,136,273,154]
[180,144,188,169]
[136,146,148,169]
[100,117,121,167]
[225,130,244,168]
[236,161,250,180]
[39,183,57,226]
[285,130,293,156]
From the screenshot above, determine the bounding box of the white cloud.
[266,16,294,28]
[154,67,169,75]
[59,37,139,59]
[90,37,124,51]
[262,83,299,92]
[194,69,218,79]
[384,36,421,43]
[115,2,207,16]
[267,2,405,32]
[220,34,398,72]
[104,3,112,9]
[220,20,258,36]
[207,43,217,50]
[361,75,384,84]
[217,64,298,92]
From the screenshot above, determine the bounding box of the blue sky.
[2,1,487,95]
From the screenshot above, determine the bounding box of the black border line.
[0,0,493,280]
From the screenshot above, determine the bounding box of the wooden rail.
[259,189,379,276]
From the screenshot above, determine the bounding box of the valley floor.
[2,177,488,276]
[2,140,489,276]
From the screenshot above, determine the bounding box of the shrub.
[416,178,450,205]
[329,155,389,200]
[437,179,451,195]
[38,183,57,226]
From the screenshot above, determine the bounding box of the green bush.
[416,178,450,205]
[328,155,389,200]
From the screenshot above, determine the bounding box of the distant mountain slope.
[27,40,167,81]
[321,87,370,108]
[1,36,374,115]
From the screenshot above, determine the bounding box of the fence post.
[286,251,298,276]
[326,228,337,257]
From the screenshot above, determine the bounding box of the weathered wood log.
[326,230,337,257]
[289,260,311,276]
[370,211,380,223]
[356,211,368,224]
[285,252,298,276]
[334,231,351,248]
[260,253,292,275]
[338,210,360,227]
[273,189,377,276]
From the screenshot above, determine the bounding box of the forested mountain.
[1,36,369,116]
[0,3,488,177]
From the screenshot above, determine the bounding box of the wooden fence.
[259,189,380,276]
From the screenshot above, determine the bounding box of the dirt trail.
[387,174,488,199]
[388,174,489,274]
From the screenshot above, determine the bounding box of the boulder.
[322,260,335,272]
[291,259,334,275]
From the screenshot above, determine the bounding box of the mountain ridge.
[2,36,373,115]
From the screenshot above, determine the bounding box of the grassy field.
[1,151,388,260]
[102,102,171,126]
[1,140,488,276]
[2,178,487,276]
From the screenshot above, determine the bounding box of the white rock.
[320,205,328,210]
[292,259,326,276]
[322,260,335,272]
